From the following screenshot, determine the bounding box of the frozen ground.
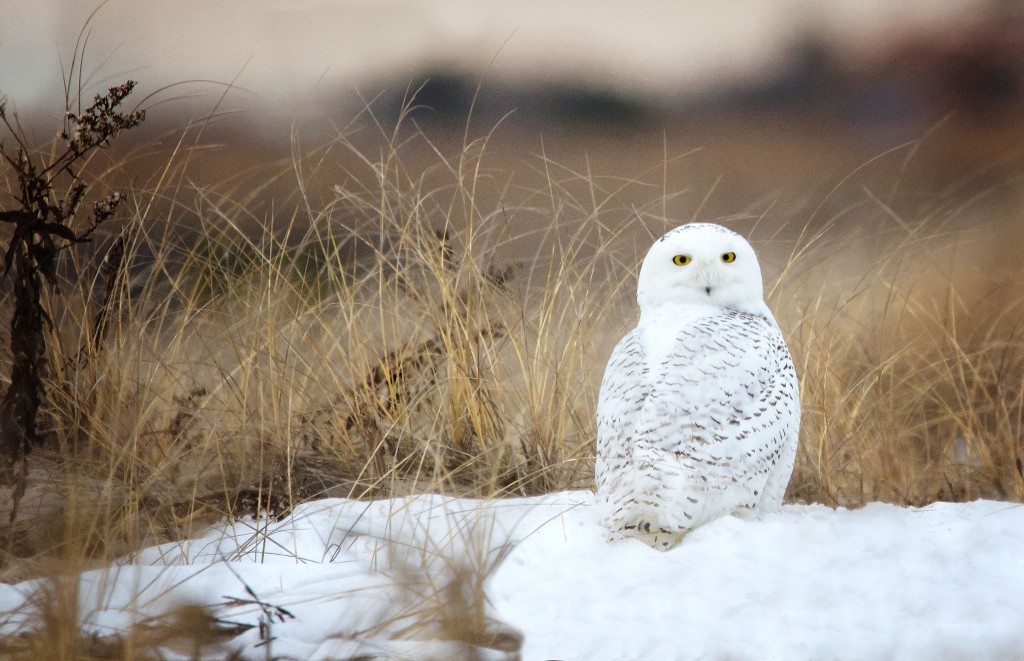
[0,491,1022,660]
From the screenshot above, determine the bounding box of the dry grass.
[1,90,1023,656]
[781,203,1024,506]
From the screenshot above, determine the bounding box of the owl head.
[636,223,769,317]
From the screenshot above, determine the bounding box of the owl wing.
[595,326,649,495]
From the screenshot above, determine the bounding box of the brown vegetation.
[1,71,1022,657]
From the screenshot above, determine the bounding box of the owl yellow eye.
[672,254,691,266]
[721,252,736,263]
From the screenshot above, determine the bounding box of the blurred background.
[2,0,1024,516]
[4,0,1024,243]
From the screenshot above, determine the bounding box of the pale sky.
[1,0,984,117]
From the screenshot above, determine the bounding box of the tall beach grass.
[0,86,1022,655]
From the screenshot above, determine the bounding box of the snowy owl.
[596,223,799,550]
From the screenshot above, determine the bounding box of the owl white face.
[636,223,766,315]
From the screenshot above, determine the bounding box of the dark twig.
[0,82,145,522]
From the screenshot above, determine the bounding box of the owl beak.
[700,264,716,296]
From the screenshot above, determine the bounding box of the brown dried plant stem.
[0,82,144,522]
[0,209,49,518]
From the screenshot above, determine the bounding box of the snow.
[1,492,1022,660]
